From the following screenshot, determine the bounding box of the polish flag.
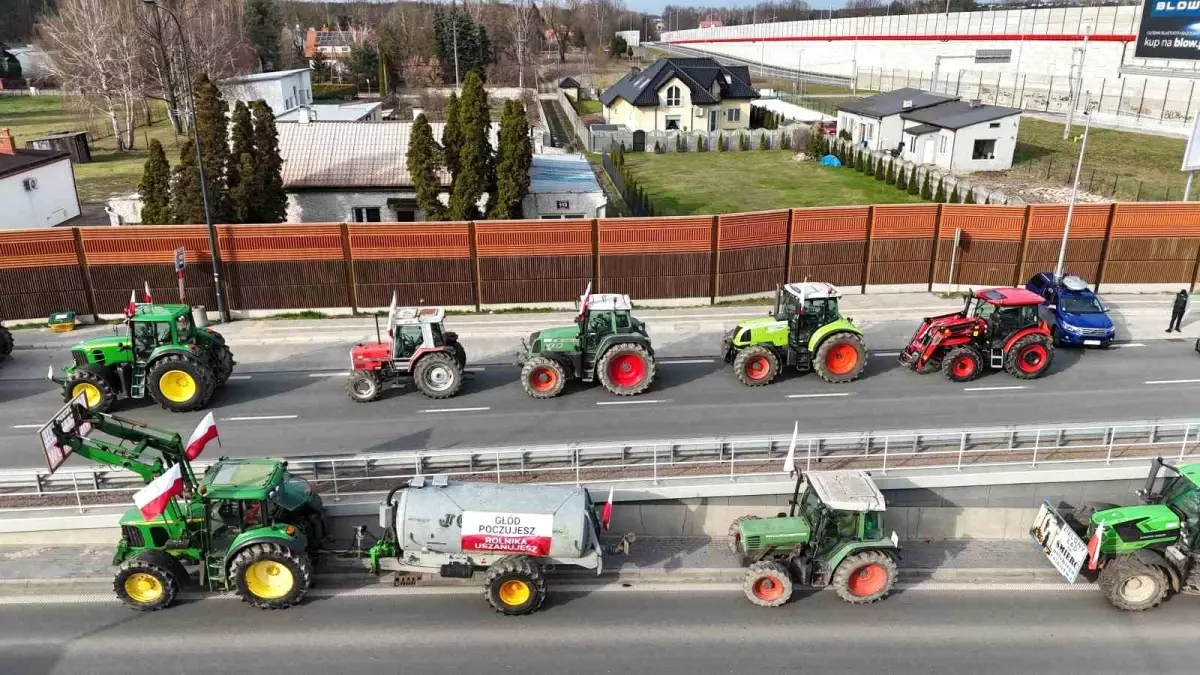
[601,485,614,531]
[124,290,137,317]
[143,281,153,304]
[782,421,798,475]
[185,412,219,460]
[1087,521,1106,571]
[133,463,184,520]
[577,282,592,320]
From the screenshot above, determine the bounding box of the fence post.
[1182,423,1191,461]
[1095,203,1118,292]
[1189,230,1200,294]
[783,208,795,285]
[1013,205,1033,286]
[467,220,483,311]
[927,203,946,292]
[861,205,875,293]
[71,228,99,320]
[710,215,721,305]
[591,217,601,292]
[339,222,357,313]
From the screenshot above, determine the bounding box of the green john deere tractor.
[50,302,234,413]
[722,281,867,386]
[517,285,656,398]
[1032,457,1200,611]
[39,396,326,611]
[729,469,899,607]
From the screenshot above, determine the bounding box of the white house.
[599,57,758,133]
[523,155,606,220]
[898,100,1022,173]
[276,102,382,123]
[834,87,955,153]
[219,69,313,117]
[0,128,80,229]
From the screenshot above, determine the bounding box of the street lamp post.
[1055,95,1093,282]
[143,0,229,323]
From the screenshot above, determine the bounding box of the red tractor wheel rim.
[745,355,771,380]
[529,366,559,393]
[952,354,976,378]
[608,353,647,388]
[825,344,860,375]
[847,564,887,597]
[1017,344,1048,373]
[752,576,785,602]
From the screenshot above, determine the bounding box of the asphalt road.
[2,587,1197,675]
[0,323,1197,469]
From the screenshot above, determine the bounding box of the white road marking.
[10,424,43,429]
[873,351,901,357]
[308,372,347,378]
[963,386,1029,392]
[1110,342,1144,348]
[595,399,667,406]
[1145,378,1200,385]
[659,359,715,365]
[226,375,254,380]
[223,415,298,421]
[786,393,852,399]
[465,366,487,372]
[419,406,491,414]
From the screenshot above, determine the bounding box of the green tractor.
[50,302,234,413]
[730,469,900,607]
[517,284,656,398]
[1032,457,1200,611]
[39,395,326,611]
[722,281,867,386]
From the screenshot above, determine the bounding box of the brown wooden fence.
[4,202,1200,319]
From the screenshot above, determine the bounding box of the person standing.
[1168,289,1189,332]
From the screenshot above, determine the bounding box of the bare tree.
[541,0,569,65]
[508,0,537,89]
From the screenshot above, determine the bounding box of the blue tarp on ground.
[820,155,841,167]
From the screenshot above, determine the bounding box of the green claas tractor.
[722,281,867,386]
[50,302,234,413]
[729,469,899,607]
[1031,457,1200,611]
[38,395,326,611]
[517,284,656,398]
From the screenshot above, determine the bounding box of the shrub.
[718,135,727,152]
[949,184,960,203]
[654,140,664,154]
[740,133,749,151]
[676,133,682,152]
[964,189,976,204]
[855,151,865,173]
[311,83,357,100]
[698,136,707,152]
[875,157,886,181]
[838,129,851,141]
[921,173,933,200]
[908,169,921,196]
[781,133,791,150]
[760,134,769,150]
[896,166,907,191]
[885,160,896,185]
[934,177,946,202]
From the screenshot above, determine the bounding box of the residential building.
[599,57,758,133]
[898,100,1022,173]
[276,102,382,123]
[523,155,606,220]
[558,77,581,101]
[303,26,371,59]
[615,30,641,47]
[834,87,955,153]
[220,69,312,117]
[0,128,80,229]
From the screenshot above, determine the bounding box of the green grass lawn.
[623,150,927,215]
[0,95,179,203]
[571,97,603,116]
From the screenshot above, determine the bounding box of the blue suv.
[1025,273,1115,347]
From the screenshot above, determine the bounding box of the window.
[972,139,997,160]
[293,86,298,107]
[989,122,1001,128]
[665,115,681,130]
[352,207,381,222]
[864,122,874,141]
[726,108,740,122]
[665,85,681,107]
[939,135,948,154]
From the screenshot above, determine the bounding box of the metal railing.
[3,418,1199,510]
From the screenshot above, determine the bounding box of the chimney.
[298,107,311,124]
[901,99,913,109]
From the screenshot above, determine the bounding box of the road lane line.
[659,359,715,365]
[10,424,43,429]
[226,375,253,380]
[1145,378,1200,385]
[595,399,667,406]
[786,393,852,399]
[308,372,347,378]
[1111,342,1144,348]
[224,415,299,421]
[465,366,487,372]
[963,386,1028,392]
[873,351,901,357]
[419,406,491,413]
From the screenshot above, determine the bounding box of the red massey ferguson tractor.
[346,304,467,401]
[898,288,1054,382]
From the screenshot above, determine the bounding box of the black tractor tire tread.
[832,550,897,605]
[214,344,235,386]
[0,325,12,360]
[147,354,216,412]
[743,561,793,608]
[448,341,468,372]
[521,356,567,399]
[1004,333,1055,380]
[732,346,780,387]
[113,558,180,611]
[727,515,762,554]
[596,343,656,396]
[64,367,119,412]
[813,332,868,384]
[941,346,983,383]
[483,555,547,616]
[229,542,314,610]
[413,352,464,399]
[1101,555,1169,612]
[346,370,382,403]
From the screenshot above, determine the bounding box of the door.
[709,110,718,132]
[393,324,424,365]
[632,130,646,152]
[922,138,935,164]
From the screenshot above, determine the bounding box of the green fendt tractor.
[729,469,900,607]
[38,395,326,611]
[517,284,656,398]
[1031,457,1200,611]
[50,302,234,413]
[722,282,867,386]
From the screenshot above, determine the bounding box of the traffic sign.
[174,247,186,274]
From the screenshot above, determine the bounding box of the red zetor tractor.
[346,301,467,402]
[898,288,1054,383]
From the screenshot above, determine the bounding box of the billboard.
[1136,0,1200,60]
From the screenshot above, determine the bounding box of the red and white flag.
[185,412,219,460]
[143,281,153,304]
[124,290,137,317]
[782,421,798,475]
[1087,521,1106,571]
[601,485,614,531]
[133,464,184,520]
[577,282,592,320]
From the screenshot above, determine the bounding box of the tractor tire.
[413,352,463,399]
[743,561,793,608]
[0,325,12,361]
[733,346,780,386]
[113,558,181,611]
[1005,334,1054,380]
[832,550,897,604]
[1099,555,1169,612]
[484,555,547,616]
[64,367,118,412]
[914,358,942,375]
[346,370,382,402]
[213,344,235,386]
[147,355,216,412]
[521,356,567,399]
[942,346,983,383]
[597,343,656,396]
[814,332,867,384]
[727,515,761,554]
[229,542,313,610]
[448,341,468,372]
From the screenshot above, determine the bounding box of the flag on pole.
[143,281,153,304]
[1087,521,1106,571]
[46,364,55,381]
[124,290,137,317]
[601,485,614,531]
[185,412,219,460]
[578,282,593,320]
[133,464,184,520]
[782,421,798,475]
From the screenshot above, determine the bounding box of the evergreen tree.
[865,154,874,175]
[908,169,921,196]
[780,133,790,150]
[139,139,172,225]
[896,166,907,191]
[675,133,682,152]
[170,140,206,225]
[965,190,977,204]
[442,93,463,184]
[448,72,491,220]
[654,140,663,154]
[718,135,726,152]
[409,113,446,221]
[739,133,749,151]
[920,172,932,200]
[886,160,896,185]
[250,101,288,223]
[229,152,258,223]
[949,184,960,204]
[226,101,255,220]
[193,73,232,222]
[934,177,946,202]
[310,50,330,82]
[244,0,283,71]
[808,127,822,158]
[697,136,707,152]
[759,134,769,150]
[489,101,533,219]
[875,157,886,181]
[433,8,492,84]
[855,151,864,172]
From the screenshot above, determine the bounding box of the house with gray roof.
[834,87,956,154]
[599,57,758,133]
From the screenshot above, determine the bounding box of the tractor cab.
[387,307,452,362]
[129,306,198,359]
[964,289,1044,347]
[774,282,843,345]
[577,293,646,351]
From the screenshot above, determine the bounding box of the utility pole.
[451,0,460,91]
[1063,29,1090,140]
[1055,95,1093,282]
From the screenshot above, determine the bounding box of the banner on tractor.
[38,392,92,473]
[1029,500,1089,583]
[461,511,553,556]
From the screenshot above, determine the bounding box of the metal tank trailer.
[366,476,633,615]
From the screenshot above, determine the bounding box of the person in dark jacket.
[1168,289,1188,332]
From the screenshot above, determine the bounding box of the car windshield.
[1060,295,1104,314]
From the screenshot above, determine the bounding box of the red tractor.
[346,300,467,402]
[898,288,1054,382]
